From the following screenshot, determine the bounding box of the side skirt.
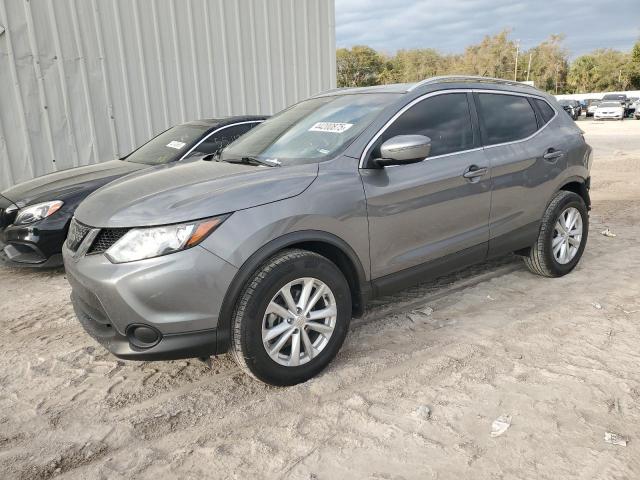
[488,221,540,258]
[370,243,488,298]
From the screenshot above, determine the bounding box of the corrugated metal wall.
[0,0,336,190]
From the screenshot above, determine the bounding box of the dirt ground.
[1,119,639,480]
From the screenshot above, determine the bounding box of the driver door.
[360,92,492,280]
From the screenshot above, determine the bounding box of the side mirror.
[374,135,432,168]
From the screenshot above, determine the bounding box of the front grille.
[66,219,91,252]
[87,228,129,254]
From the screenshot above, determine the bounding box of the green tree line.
[337,30,640,94]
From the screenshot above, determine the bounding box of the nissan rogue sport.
[63,76,592,386]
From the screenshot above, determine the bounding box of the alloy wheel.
[261,277,337,367]
[552,206,583,264]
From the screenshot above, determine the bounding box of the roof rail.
[408,75,538,91]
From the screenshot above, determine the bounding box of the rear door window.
[477,93,538,145]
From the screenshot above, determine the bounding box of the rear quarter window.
[534,99,556,124]
[477,93,538,145]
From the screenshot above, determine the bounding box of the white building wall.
[0,0,336,190]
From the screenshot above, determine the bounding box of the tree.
[522,35,569,93]
[336,46,385,87]
[336,34,638,94]
[456,30,517,78]
[628,40,640,89]
[568,55,598,93]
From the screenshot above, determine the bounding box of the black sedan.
[0,116,266,268]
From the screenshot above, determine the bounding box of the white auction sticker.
[166,140,186,149]
[308,122,353,133]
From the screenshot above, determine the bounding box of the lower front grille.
[66,219,91,252]
[87,228,130,254]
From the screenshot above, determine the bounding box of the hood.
[74,160,319,228]
[1,160,147,207]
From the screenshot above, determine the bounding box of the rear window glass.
[477,93,538,145]
[534,99,556,124]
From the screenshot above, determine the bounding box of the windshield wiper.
[223,156,281,167]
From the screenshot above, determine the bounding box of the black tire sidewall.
[239,253,351,386]
[542,193,589,276]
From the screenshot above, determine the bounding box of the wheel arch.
[215,231,371,354]
[559,177,591,210]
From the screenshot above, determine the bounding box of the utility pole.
[514,40,520,81]
[526,53,532,82]
[555,64,559,94]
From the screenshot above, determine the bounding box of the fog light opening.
[127,324,161,349]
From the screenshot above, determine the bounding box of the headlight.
[105,215,228,263]
[14,200,64,225]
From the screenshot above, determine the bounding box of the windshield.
[602,95,625,101]
[599,102,622,108]
[125,124,209,165]
[220,93,399,164]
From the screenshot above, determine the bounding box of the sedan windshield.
[125,124,209,165]
[220,93,399,164]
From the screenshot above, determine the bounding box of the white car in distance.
[594,102,625,121]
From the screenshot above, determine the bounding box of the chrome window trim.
[178,120,264,161]
[359,89,473,168]
[359,88,557,168]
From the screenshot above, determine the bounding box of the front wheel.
[230,249,351,386]
[523,191,589,277]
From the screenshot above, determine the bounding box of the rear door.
[475,92,567,254]
[361,91,492,279]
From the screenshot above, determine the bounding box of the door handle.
[463,165,488,180]
[543,149,564,161]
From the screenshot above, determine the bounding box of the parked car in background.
[634,100,640,119]
[601,93,631,116]
[628,98,638,117]
[585,99,601,117]
[578,100,588,115]
[594,101,625,120]
[558,99,580,120]
[0,116,266,268]
[63,76,592,386]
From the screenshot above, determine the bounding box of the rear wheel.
[230,249,351,386]
[523,191,588,277]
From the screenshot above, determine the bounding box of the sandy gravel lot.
[1,119,639,480]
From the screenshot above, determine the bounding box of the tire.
[523,190,589,278]
[230,249,351,386]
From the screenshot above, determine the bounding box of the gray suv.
[63,76,592,386]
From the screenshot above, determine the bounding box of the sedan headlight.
[14,200,64,225]
[105,215,228,263]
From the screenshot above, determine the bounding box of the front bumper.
[63,241,238,360]
[594,112,623,120]
[0,217,68,268]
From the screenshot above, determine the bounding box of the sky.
[335,0,640,57]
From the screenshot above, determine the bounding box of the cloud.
[335,0,640,57]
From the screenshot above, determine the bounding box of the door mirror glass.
[375,135,431,167]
